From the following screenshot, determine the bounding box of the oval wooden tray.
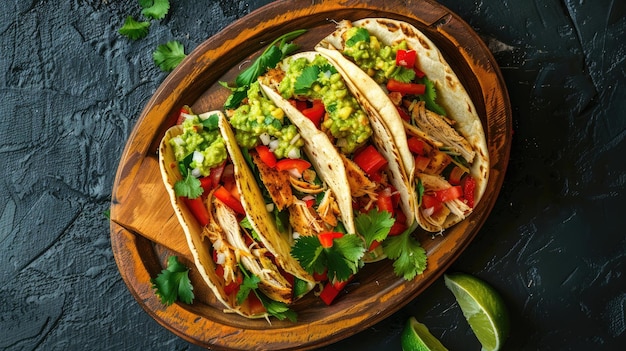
[110,0,512,350]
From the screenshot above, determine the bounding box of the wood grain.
[110,0,512,349]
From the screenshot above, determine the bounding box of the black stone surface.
[1,0,624,350]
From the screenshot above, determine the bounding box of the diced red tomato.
[388,211,408,236]
[275,158,311,175]
[313,269,328,282]
[376,187,395,214]
[448,166,466,185]
[301,99,325,128]
[198,176,213,195]
[368,240,381,251]
[319,281,341,305]
[387,79,426,95]
[396,106,411,121]
[255,145,277,168]
[395,49,417,68]
[422,194,443,212]
[318,232,343,248]
[462,176,476,208]
[290,99,309,111]
[210,161,226,188]
[304,198,316,208]
[413,68,426,78]
[182,196,210,226]
[214,185,246,215]
[353,145,388,176]
[435,186,463,203]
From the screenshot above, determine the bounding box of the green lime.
[401,316,448,351]
[444,273,510,351]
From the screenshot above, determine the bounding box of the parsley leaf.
[346,27,370,47]
[140,0,170,20]
[257,293,298,322]
[151,256,194,305]
[173,171,203,198]
[118,16,150,40]
[291,234,365,282]
[383,223,427,280]
[355,208,395,248]
[419,77,447,116]
[153,40,187,72]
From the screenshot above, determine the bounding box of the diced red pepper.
[435,186,463,203]
[214,185,246,215]
[413,68,426,78]
[368,240,381,251]
[395,49,417,68]
[388,211,408,236]
[407,137,426,155]
[353,145,388,176]
[175,106,191,125]
[462,176,476,208]
[247,292,266,315]
[210,161,227,188]
[319,281,341,305]
[301,99,325,128]
[396,106,411,121]
[255,145,277,168]
[199,176,213,195]
[318,232,344,248]
[376,187,395,214]
[415,155,431,172]
[387,79,426,95]
[182,196,210,226]
[304,198,316,208]
[275,158,311,174]
[313,269,328,282]
[290,99,309,111]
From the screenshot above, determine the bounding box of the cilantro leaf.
[199,113,219,130]
[118,16,150,40]
[257,293,297,322]
[294,65,320,94]
[141,0,170,20]
[355,208,395,248]
[151,256,194,305]
[236,273,261,305]
[153,40,186,72]
[291,234,365,283]
[389,66,416,83]
[173,171,203,198]
[419,77,447,116]
[383,224,427,280]
[346,27,370,47]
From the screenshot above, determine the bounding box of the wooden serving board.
[110,0,512,350]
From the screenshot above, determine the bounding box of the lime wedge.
[444,273,510,351]
[401,316,448,351]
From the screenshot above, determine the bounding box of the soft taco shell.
[316,18,489,230]
[158,120,267,319]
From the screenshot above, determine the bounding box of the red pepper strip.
[255,145,277,168]
[320,276,353,305]
[376,187,395,214]
[387,79,426,95]
[388,211,408,236]
[353,145,388,176]
[301,99,325,128]
[368,240,381,251]
[182,196,210,226]
[304,198,316,208]
[275,158,311,174]
[435,185,463,203]
[214,185,246,215]
[413,68,426,78]
[395,49,417,68]
[318,231,344,248]
[198,176,213,195]
[407,137,426,155]
[462,176,476,208]
[247,292,266,314]
[415,155,431,173]
[313,269,328,282]
[210,161,226,188]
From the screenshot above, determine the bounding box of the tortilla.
[259,51,416,229]
[316,18,489,232]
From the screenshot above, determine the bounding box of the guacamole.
[278,54,372,154]
[342,27,410,84]
[169,113,228,177]
[229,81,303,159]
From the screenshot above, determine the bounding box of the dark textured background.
[1,0,624,350]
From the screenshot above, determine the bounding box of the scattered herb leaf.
[153,40,187,71]
[140,0,170,20]
[151,256,194,305]
[118,16,150,40]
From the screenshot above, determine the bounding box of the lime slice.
[444,273,510,351]
[401,316,448,351]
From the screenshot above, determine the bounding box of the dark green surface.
[1,0,624,350]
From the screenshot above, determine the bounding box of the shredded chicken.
[339,153,377,199]
[251,152,293,210]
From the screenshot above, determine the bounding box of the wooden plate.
[109,0,511,349]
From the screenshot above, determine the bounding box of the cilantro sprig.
[173,171,203,198]
[151,256,194,306]
[383,223,427,280]
[355,208,395,248]
[292,234,364,282]
[153,40,187,72]
[118,16,150,40]
[119,0,170,40]
[222,29,307,109]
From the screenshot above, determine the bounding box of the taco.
[159,109,314,320]
[257,51,415,243]
[316,18,490,232]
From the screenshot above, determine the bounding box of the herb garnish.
[151,256,194,306]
